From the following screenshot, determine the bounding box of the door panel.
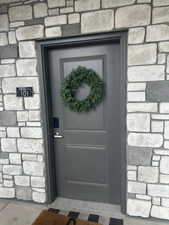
[48,42,121,204]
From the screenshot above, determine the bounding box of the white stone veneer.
[0,0,169,221]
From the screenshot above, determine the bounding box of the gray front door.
[48,41,121,204]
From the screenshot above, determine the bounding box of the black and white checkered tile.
[48,208,123,225]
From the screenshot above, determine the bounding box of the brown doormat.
[32,210,102,225]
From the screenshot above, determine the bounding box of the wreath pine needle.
[61,66,105,112]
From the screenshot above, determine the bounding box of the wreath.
[61,66,105,112]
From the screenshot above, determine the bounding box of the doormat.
[32,208,123,225]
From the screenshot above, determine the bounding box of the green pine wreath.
[61,66,105,112]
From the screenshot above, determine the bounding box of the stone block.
[160,156,169,174]
[128,181,146,194]
[16,25,44,41]
[0,111,17,126]
[14,176,30,186]
[2,77,39,94]
[0,14,9,32]
[17,138,43,154]
[28,111,40,121]
[128,83,146,91]
[128,65,165,82]
[128,133,163,148]
[8,31,16,44]
[60,7,73,14]
[0,45,18,59]
[147,25,169,42]
[68,13,80,24]
[16,59,37,76]
[128,27,145,44]
[151,121,163,133]
[128,44,157,66]
[138,166,159,183]
[81,10,114,33]
[45,15,67,26]
[1,59,15,64]
[153,6,169,24]
[24,94,40,110]
[7,127,20,138]
[19,41,36,58]
[4,95,23,110]
[165,122,169,139]
[152,161,159,167]
[9,153,21,164]
[158,54,166,64]
[127,113,150,132]
[10,21,24,28]
[24,18,44,26]
[127,171,136,180]
[62,24,80,36]
[48,8,59,16]
[116,5,151,28]
[31,177,45,188]
[102,0,135,8]
[151,206,169,220]
[161,198,169,208]
[23,161,44,176]
[0,33,8,46]
[127,147,152,166]
[0,187,15,198]
[128,92,145,102]
[154,149,169,156]
[136,194,151,201]
[75,0,100,12]
[3,180,13,187]
[27,121,41,126]
[22,154,37,161]
[9,5,32,22]
[160,103,169,113]
[1,138,17,152]
[152,197,161,206]
[34,3,47,18]
[16,187,32,200]
[0,5,8,14]
[159,41,169,52]
[0,158,9,164]
[137,0,151,2]
[0,131,6,138]
[167,55,169,73]
[21,127,42,139]
[153,0,169,6]
[148,184,169,197]
[127,103,157,112]
[47,0,65,8]
[127,199,151,218]
[0,152,9,159]
[146,81,169,102]
[32,191,46,203]
[17,111,28,122]
[45,27,62,38]
[0,64,16,77]
[164,141,169,149]
[3,165,22,175]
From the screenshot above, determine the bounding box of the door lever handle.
[54,131,63,138]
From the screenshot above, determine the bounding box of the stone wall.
[0,0,169,221]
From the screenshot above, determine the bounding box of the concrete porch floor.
[0,198,168,225]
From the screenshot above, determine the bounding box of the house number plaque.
[16,87,33,97]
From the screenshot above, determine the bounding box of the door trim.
[36,31,128,213]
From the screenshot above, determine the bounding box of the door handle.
[54,132,63,138]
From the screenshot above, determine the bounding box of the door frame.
[36,31,128,213]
